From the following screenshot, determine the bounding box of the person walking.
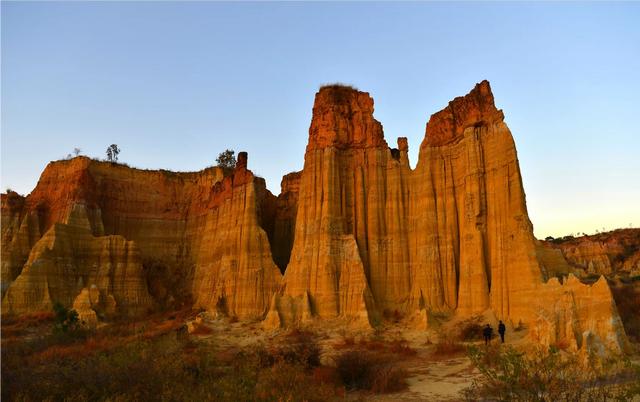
[498,320,506,343]
[483,324,493,346]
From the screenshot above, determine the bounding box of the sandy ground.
[191,315,487,401]
[188,314,640,402]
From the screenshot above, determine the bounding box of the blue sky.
[2,2,639,238]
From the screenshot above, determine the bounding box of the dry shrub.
[1,311,55,338]
[335,350,408,393]
[475,342,502,367]
[190,323,213,335]
[334,333,356,349]
[369,364,409,393]
[553,338,571,351]
[255,361,337,402]
[383,309,404,323]
[335,335,416,357]
[359,338,387,352]
[256,330,321,370]
[463,345,640,401]
[312,366,341,386]
[388,339,418,356]
[2,329,342,402]
[456,316,484,341]
[432,339,466,357]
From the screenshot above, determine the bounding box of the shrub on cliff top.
[216,149,236,171]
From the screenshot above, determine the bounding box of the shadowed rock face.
[1,81,628,353]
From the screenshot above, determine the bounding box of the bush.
[463,345,640,401]
[256,330,321,370]
[388,339,417,356]
[255,361,336,402]
[456,316,484,341]
[52,302,79,334]
[335,350,408,393]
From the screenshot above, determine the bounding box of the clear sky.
[2,1,639,239]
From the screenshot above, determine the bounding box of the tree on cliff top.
[216,149,236,170]
[106,144,120,162]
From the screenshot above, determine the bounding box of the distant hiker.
[498,320,506,343]
[483,324,493,345]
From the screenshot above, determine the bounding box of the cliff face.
[279,86,409,325]
[540,229,640,277]
[271,81,540,325]
[413,81,543,320]
[1,82,628,353]
[2,153,282,319]
[2,204,152,317]
[267,82,627,352]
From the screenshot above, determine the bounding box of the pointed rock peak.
[307,84,387,151]
[236,151,248,170]
[423,80,505,148]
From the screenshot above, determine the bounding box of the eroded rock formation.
[540,229,640,278]
[2,153,281,320]
[1,81,629,353]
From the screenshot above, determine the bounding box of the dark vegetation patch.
[2,310,414,401]
[455,316,485,342]
[335,350,409,393]
[2,325,338,402]
[330,333,415,394]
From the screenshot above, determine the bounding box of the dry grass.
[2,320,346,402]
[388,339,418,356]
[333,335,417,357]
[1,311,54,338]
[189,323,214,335]
[432,339,466,358]
[464,345,640,401]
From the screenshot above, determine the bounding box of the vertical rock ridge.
[0,82,628,354]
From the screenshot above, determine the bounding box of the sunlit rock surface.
[1,82,628,353]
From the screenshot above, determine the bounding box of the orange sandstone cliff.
[1,82,629,353]
[539,229,640,278]
[2,153,282,319]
